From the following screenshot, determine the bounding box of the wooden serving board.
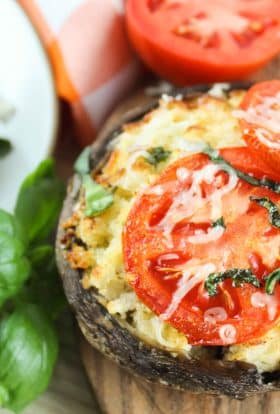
[80,337,280,414]
[80,57,280,414]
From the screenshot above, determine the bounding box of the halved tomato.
[236,80,280,170]
[123,147,280,345]
[126,0,280,84]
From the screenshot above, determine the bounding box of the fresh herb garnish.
[74,146,91,175]
[212,217,225,228]
[0,304,58,413]
[74,148,114,217]
[15,158,65,244]
[0,159,65,413]
[0,138,12,159]
[250,196,280,229]
[83,175,113,217]
[0,210,30,307]
[265,269,280,295]
[205,268,260,297]
[145,146,171,166]
[203,146,280,194]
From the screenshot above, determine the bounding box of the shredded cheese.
[233,91,280,149]
[154,163,237,247]
[251,292,278,321]
[219,324,237,344]
[161,262,216,320]
[204,307,228,324]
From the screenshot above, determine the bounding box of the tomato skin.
[126,1,280,85]
[221,146,280,182]
[238,81,280,170]
[123,148,280,346]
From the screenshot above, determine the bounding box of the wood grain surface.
[80,337,280,414]
[79,56,280,414]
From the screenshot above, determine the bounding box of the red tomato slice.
[236,80,280,170]
[126,0,280,84]
[123,148,280,346]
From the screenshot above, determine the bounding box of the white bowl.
[0,0,58,212]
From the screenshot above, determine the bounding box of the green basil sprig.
[15,159,65,244]
[74,146,91,175]
[18,244,66,320]
[74,148,114,217]
[212,217,225,228]
[203,146,280,194]
[145,146,171,166]
[0,211,30,307]
[0,138,12,159]
[250,196,280,229]
[265,269,280,295]
[0,158,65,413]
[83,175,113,217]
[0,304,58,413]
[205,268,260,297]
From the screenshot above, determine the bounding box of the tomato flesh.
[237,80,280,170]
[126,0,280,84]
[123,148,280,345]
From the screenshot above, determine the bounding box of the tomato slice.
[126,0,280,84]
[236,80,280,170]
[123,148,280,345]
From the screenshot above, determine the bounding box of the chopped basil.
[203,146,280,194]
[265,268,280,295]
[74,146,91,175]
[212,217,225,228]
[0,138,12,159]
[145,146,171,166]
[83,175,113,217]
[205,268,260,297]
[250,196,280,229]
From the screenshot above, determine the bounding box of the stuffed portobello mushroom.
[56,82,280,399]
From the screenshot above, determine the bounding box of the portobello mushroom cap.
[56,84,280,399]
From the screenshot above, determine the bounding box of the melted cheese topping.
[251,292,278,321]
[233,91,280,149]
[204,307,228,324]
[65,89,280,370]
[153,164,237,248]
[219,324,236,344]
[161,262,216,320]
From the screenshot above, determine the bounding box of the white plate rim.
[17,0,59,156]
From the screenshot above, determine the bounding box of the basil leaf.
[203,146,280,194]
[83,175,113,217]
[15,159,65,244]
[0,210,30,308]
[250,196,280,229]
[28,244,53,266]
[18,245,66,320]
[265,268,280,295]
[212,217,225,228]
[145,147,171,166]
[205,268,260,297]
[74,146,91,175]
[0,304,58,413]
[0,138,12,159]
